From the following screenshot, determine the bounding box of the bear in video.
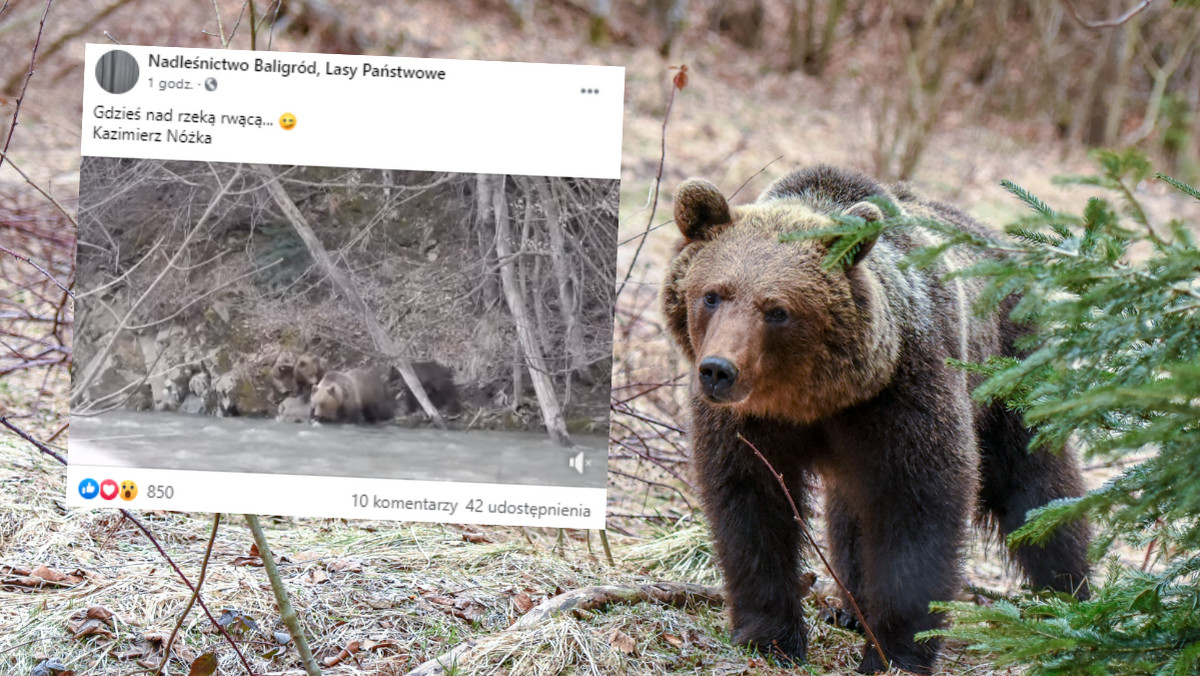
[71,160,617,489]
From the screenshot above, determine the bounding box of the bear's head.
[310,380,343,422]
[270,351,297,394]
[295,354,325,388]
[661,179,900,423]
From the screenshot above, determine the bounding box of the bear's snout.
[698,356,739,402]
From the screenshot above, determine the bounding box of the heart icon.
[100,479,119,501]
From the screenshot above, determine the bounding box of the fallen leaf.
[328,558,363,573]
[711,661,750,676]
[291,550,323,562]
[607,627,636,655]
[662,632,684,649]
[69,618,114,640]
[32,566,70,582]
[112,647,146,661]
[302,568,329,585]
[7,565,85,589]
[452,598,485,623]
[84,605,113,621]
[31,658,74,676]
[217,609,258,633]
[365,638,400,652]
[188,651,218,676]
[512,592,534,614]
[248,543,260,558]
[5,576,48,588]
[261,645,285,659]
[322,640,362,667]
[143,630,171,643]
[231,556,263,567]
[425,594,486,622]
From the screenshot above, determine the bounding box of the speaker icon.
[568,451,587,474]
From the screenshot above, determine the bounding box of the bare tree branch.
[1064,0,1154,29]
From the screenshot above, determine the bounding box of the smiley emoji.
[120,480,138,501]
[279,113,297,130]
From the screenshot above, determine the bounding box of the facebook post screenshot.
[68,45,623,529]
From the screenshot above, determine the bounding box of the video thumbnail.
[67,46,624,528]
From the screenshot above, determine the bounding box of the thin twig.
[1064,0,1153,29]
[608,467,696,514]
[124,513,257,674]
[0,0,136,95]
[2,416,257,674]
[153,514,222,676]
[616,69,682,299]
[610,374,686,406]
[0,416,65,463]
[728,155,783,201]
[245,514,323,676]
[0,241,74,299]
[0,0,52,171]
[210,0,227,45]
[737,432,889,670]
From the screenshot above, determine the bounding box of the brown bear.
[310,366,396,424]
[393,361,460,416]
[269,351,297,397]
[661,165,1090,674]
[294,353,325,397]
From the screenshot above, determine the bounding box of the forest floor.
[3,0,1197,674]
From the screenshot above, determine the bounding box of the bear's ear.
[842,200,884,266]
[674,179,732,241]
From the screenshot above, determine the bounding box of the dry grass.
[0,469,996,675]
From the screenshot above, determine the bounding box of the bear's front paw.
[731,618,807,664]
[818,604,865,635]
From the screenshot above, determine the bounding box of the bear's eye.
[702,292,721,308]
[764,307,788,324]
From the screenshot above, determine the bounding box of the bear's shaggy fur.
[310,367,396,424]
[661,165,1090,674]
[394,361,461,415]
[269,351,297,397]
[294,353,325,397]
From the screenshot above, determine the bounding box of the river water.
[69,411,607,489]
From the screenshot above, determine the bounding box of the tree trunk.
[484,174,572,447]
[1103,14,1138,146]
[474,174,501,308]
[531,178,590,383]
[811,0,845,77]
[786,0,803,72]
[254,164,447,429]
